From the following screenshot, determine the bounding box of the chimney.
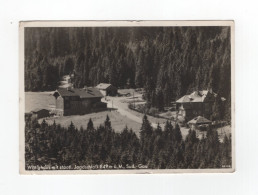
[83,85,88,92]
[208,87,213,94]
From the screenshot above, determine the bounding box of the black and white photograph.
[19,21,234,173]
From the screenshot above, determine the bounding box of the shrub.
[149,107,159,116]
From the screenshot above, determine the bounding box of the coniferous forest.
[25,114,231,170]
[24,26,231,121]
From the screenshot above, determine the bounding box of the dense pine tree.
[25,113,231,170]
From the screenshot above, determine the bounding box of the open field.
[26,91,231,140]
[39,110,142,136]
[25,92,55,113]
[26,92,142,135]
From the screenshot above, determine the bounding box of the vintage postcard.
[19,21,235,174]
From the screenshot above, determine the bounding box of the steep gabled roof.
[56,87,103,98]
[96,83,112,90]
[176,95,191,103]
[187,116,212,124]
[176,90,217,103]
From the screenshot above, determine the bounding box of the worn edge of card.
[19,20,235,175]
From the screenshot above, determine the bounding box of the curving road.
[104,97,161,128]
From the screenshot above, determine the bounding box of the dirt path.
[106,98,145,125]
[105,96,166,128]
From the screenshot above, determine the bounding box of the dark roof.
[96,83,113,90]
[187,116,212,124]
[56,87,103,98]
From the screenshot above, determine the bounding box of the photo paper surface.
[19,21,234,174]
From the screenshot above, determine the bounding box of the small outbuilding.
[96,83,117,96]
[31,108,50,119]
[187,116,212,131]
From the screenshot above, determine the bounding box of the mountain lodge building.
[53,87,107,116]
[176,89,223,121]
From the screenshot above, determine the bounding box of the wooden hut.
[31,108,50,119]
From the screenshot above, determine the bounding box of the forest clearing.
[26,91,231,141]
